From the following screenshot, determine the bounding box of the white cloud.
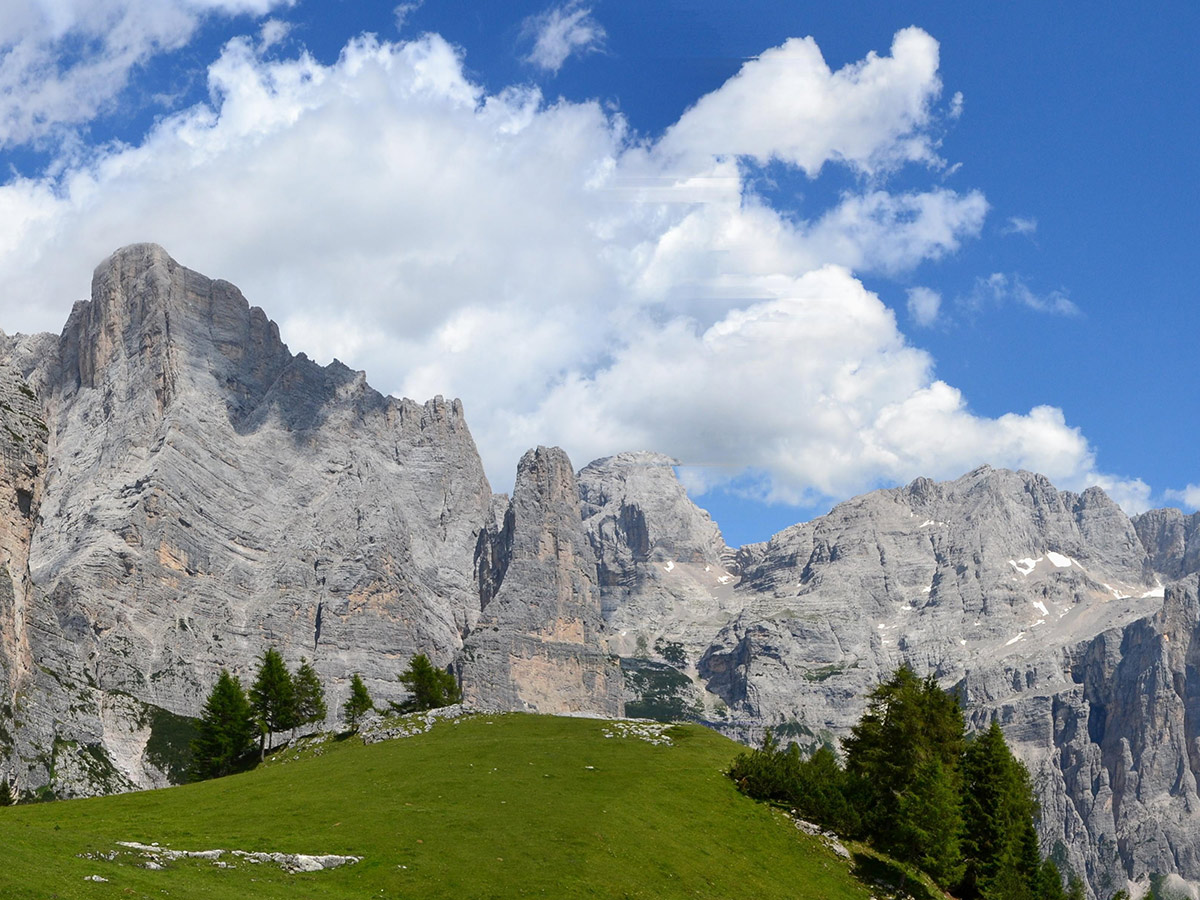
[0,0,291,148]
[1165,485,1200,512]
[0,25,1145,513]
[966,272,1080,316]
[522,2,605,74]
[258,17,290,50]
[907,287,941,326]
[800,188,987,276]
[659,26,946,177]
[393,2,423,31]
[1003,216,1037,236]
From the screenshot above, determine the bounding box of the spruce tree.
[959,720,1041,899]
[343,673,373,728]
[249,647,297,753]
[189,670,256,780]
[397,653,461,712]
[0,775,14,806]
[292,658,328,729]
[843,666,965,884]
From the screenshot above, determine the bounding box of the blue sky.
[1,1,1196,546]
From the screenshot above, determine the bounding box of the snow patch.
[663,560,675,573]
[1045,551,1073,568]
[717,574,731,584]
[1006,633,1026,646]
[1009,558,1039,576]
[1142,586,1165,599]
[922,586,932,593]
[1032,600,1049,617]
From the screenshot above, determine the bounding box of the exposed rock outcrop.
[1133,507,1200,581]
[5,243,1200,898]
[459,447,622,715]
[0,244,496,795]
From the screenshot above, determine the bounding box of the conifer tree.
[292,658,328,729]
[0,775,14,806]
[189,669,256,780]
[959,719,1041,899]
[250,647,296,753]
[343,673,373,728]
[843,665,965,883]
[397,653,461,712]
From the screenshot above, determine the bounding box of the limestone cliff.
[1,244,498,795]
[459,447,622,715]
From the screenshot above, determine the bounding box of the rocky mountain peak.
[459,446,622,715]
[1133,507,1200,581]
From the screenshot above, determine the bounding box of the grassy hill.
[0,712,916,899]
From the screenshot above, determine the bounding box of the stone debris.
[791,815,851,859]
[360,703,476,744]
[600,720,674,746]
[113,841,360,873]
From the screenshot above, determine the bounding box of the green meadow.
[0,713,894,899]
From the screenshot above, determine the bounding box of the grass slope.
[0,713,879,900]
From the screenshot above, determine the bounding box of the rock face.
[586,462,1200,898]
[459,447,622,715]
[0,245,500,795]
[1133,507,1200,580]
[5,243,1200,897]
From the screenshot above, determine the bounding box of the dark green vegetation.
[249,648,296,750]
[189,670,256,780]
[395,653,461,712]
[621,658,701,722]
[0,714,887,900]
[731,667,1089,900]
[192,650,331,779]
[342,672,373,727]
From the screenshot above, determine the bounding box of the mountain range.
[2,244,1199,898]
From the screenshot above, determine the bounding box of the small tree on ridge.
[397,653,461,712]
[343,673,373,729]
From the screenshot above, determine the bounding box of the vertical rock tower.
[461,447,622,715]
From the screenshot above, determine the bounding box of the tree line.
[189,650,460,781]
[729,667,1105,900]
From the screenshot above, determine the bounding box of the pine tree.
[292,658,328,730]
[1036,859,1067,900]
[0,775,14,806]
[397,653,461,712]
[843,666,966,884]
[959,719,1041,900]
[249,647,296,753]
[896,755,966,887]
[343,673,373,728]
[189,670,256,780]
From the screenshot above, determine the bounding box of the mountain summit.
[2,246,1199,897]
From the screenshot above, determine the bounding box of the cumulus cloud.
[965,272,1080,316]
[907,287,941,326]
[659,27,945,177]
[0,25,1146,512]
[522,2,605,74]
[0,0,291,148]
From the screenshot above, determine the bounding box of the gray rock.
[0,244,495,795]
[459,447,622,715]
[1134,507,1200,580]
